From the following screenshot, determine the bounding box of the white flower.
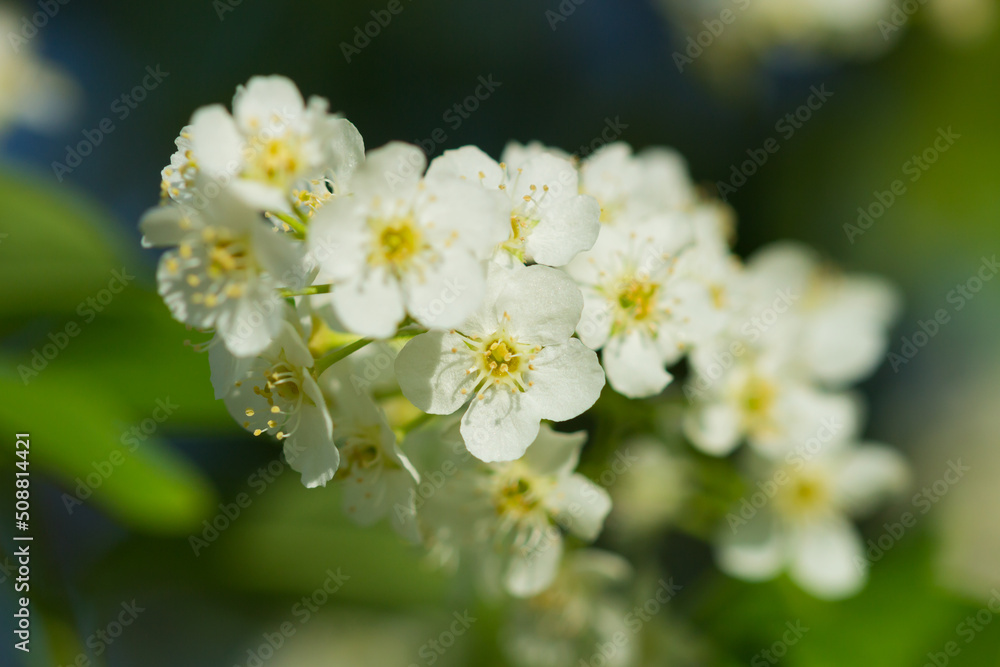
[159,125,199,206]
[578,142,696,227]
[0,7,79,135]
[426,145,600,267]
[332,385,422,542]
[683,344,861,457]
[211,314,340,488]
[139,192,303,357]
[307,142,509,339]
[183,75,364,212]
[483,425,611,596]
[717,441,909,599]
[502,549,634,667]
[566,218,698,399]
[743,242,901,387]
[395,264,605,461]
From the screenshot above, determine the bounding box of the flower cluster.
[141,75,908,624]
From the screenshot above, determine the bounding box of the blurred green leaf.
[0,371,216,533]
[0,169,130,323]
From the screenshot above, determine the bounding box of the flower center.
[495,475,541,517]
[741,376,775,417]
[167,227,252,309]
[616,279,659,321]
[369,216,422,271]
[241,359,308,441]
[775,472,831,519]
[244,133,305,189]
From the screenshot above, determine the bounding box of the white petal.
[419,177,509,254]
[832,444,909,516]
[789,518,866,599]
[330,268,405,339]
[575,289,613,350]
[208,336,253,399]
[139,204,190,248]
[353,142,425,196]
[496,265,583,346]
[228,179,290,213]
[395,332,476,415]
[188,105,244,176]
[715,516,785,582]
[218,293,282,358]
[521,425,587,476]
[603,329,673,399]
[526,339,605,422]
[504,529,563,597]
[461,389,541,462]
[404,248,486,331]
[547,474,611,541]
[284,404,339,488]
[683,401,743,456]
[425,145,504,187]
[526,195,601,267]
[232,75,304,134]
[323,117,365,192]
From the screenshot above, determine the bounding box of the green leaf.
[0,370,216,533]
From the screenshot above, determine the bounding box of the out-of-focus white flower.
[566,218,699,398]
[717,440,909,599]
[427,145,600,267]
[682,241,896,457]
[479,425,612,597]
[502,549,634,667]
[139,193,303,357]
[684,342,861,457]
[578,142,696,228]
[307,142,509,339]
[211,313,341,488]
[0,8,79,134]
[395,264,605,461]
[181,75,363,212]
[332,383,422,542]
[742,242,900,387]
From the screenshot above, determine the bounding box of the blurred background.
[1,0,999,665]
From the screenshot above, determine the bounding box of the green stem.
[313,337,373,376]
[280,284,332,298]
[271,212,307,237]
